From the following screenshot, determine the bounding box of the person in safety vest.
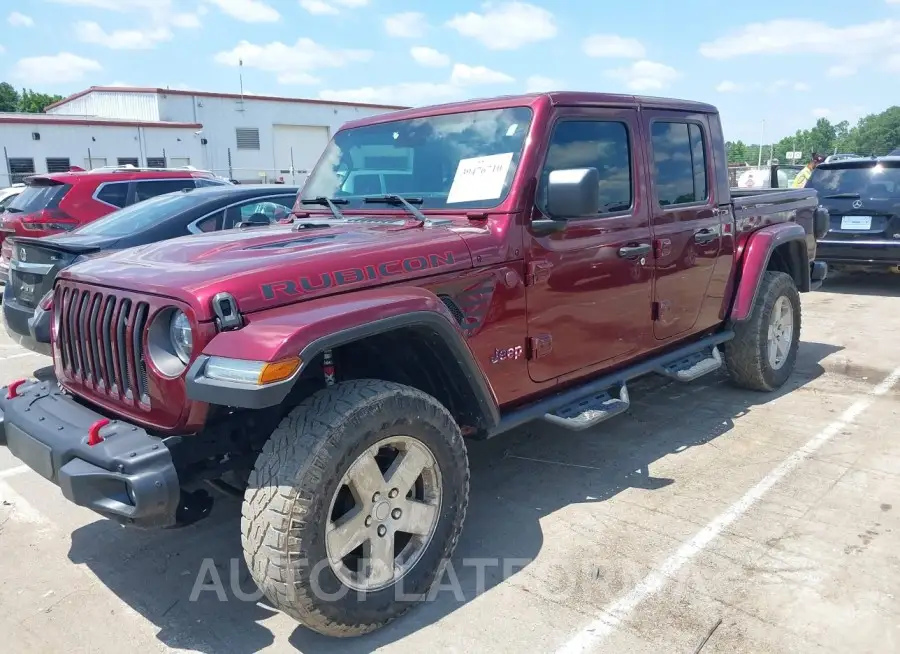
[791,152,826,187]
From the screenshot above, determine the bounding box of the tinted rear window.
[74,191,208,237]
[5,183,71,213]
[807,163,900,198]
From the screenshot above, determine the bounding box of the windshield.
[6,183,71,213]
[74,190,205,236]
[807,163,900,198]
[301,106,534,210]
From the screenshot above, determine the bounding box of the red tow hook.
[6,379,27,399]
[87,418,110,447]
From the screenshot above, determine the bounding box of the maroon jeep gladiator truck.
[0,92,829,637]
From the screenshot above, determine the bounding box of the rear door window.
[224,195,296,229]
[133,178,197,203]
[96,182,129,208]
[650,121,709,206]
[6,183,71,213]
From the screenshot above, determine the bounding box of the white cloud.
[12,52,102,85]
[75,21,173,49]
[450,63,514,85]
[716,80,740,92]
[204,0,279,22]
[525,75,558,92]
[886,53,900,71]
[582,34,645,58]
[107,80,132,87]
[447,2,557,50]
[319,82,458,106]
[827,64,857,77]
[384,12,428,37]
[812,108,831,118]
[214,38,372,84]
[410,46,449,67]
[299,0,338,15]
[0,45,6,54]
[793,81,811,91]
[605,60,681,91]
[8,12,34,27]
[699,19,900,59]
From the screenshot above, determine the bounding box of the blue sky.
[2,0,899,142]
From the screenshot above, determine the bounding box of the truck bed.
[730,186,821,275]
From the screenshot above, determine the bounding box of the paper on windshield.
[446,152,514,204]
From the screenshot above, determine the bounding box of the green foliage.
[0,83,65,114]
[727,106,900,164]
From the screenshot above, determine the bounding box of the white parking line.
[0,465,30,480]
[555,363,900,654]
[0,352,48,361]
[0,479,49,525]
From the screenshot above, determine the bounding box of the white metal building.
[0,86,406,186]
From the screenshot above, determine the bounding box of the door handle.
[618,243,651,258]
[693,229,718,243]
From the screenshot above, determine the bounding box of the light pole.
[757,119,766,167]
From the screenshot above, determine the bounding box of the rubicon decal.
[260,252,457,300]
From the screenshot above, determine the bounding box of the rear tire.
[724,271,801,392]
[241,379,469,637]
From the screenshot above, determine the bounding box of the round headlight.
[170,310,193,364]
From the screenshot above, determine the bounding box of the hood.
[60,217,474,319]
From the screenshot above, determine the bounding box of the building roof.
[0,112,202,129]
[45,86,409,113]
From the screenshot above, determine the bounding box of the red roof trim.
[44,86,408,112]
[0,115,203,129]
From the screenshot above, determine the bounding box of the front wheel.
[241,379,469,637]
[724,270,801,391]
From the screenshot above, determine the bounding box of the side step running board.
[656,345,723,382]
[543,384,630,431]
[491,330,735,438]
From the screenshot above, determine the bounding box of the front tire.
[724,270,801,391]
[241,379,469,637]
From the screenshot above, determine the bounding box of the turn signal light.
[258,358,301,385]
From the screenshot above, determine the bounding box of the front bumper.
[816,239,900,268]
[0,380,183,528]
[1,285,51,356]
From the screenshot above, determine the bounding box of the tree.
[17,89,64,113]
[0,83,18,112]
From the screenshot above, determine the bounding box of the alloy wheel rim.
[325,435,442,593]
[767,295,794,370]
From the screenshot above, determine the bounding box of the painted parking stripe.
[555,363,900,654]
[0,352,49,361]
[0,465,30,480]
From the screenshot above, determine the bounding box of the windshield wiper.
[823,193,861,199]
[363,195,426,225]
[300,196,348,220]
[3,207,23,213]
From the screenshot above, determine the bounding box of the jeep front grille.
[56,285,151,404]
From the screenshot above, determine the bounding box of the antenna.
[237,58,245,112]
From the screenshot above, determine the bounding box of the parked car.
[0,166,230,283]
[736,163,805,189]
[809,154,900,273]
[0,183,24,211]
[3,184,299,355]
[0,91,827,638]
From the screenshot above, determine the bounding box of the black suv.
[808,156,900,273]
[3,184,299,355]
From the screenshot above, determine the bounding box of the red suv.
[0,167,230,283]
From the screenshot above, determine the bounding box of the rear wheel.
[725,270,801,391]
[241,379,469,637]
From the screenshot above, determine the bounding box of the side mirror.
[546,167,600,219]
